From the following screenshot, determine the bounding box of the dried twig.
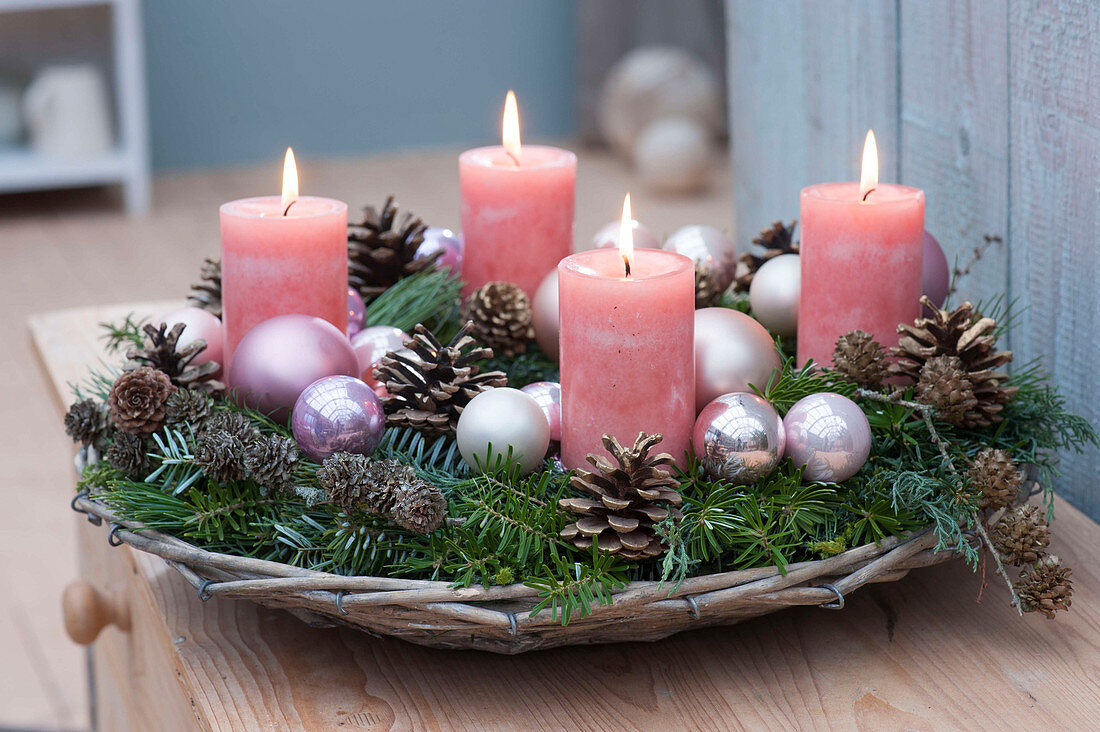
[946,234,1002,302]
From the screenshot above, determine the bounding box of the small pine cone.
[1015,555,1073,618]
[832,330,889,388]
[385,466,447,534]
[968,448,1023,511]
[64,399,111,447]
[317,454,445,533]
[460,281,535,357]
[165,389,215,426]
[916,355,978,426]
[193,429,245,482]
[317,452,371,509]
[203,411,259,443]
[991,504,1050,566]
[106,432,151,478]
[243,433,299,495]
[108,367,176,435]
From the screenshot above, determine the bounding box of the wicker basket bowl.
[73,492,958,654]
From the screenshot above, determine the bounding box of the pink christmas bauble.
[922,230,950,310]
[520,381,562,442]
[416,226,464,273]
[347,286,366,338]
[292,375,385,462]
[694,308,782,412]
[226,314,358,423]
[532,270,559,361]
[783,392,871,483]
[351,326,409,388]
[590,219,661,251]
[158,306,224,371]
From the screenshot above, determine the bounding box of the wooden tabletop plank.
[32,302,1100,730]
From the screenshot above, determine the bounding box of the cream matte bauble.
[748,254,801,339]
[590,218,661,252]
[634,117,712,193]
[694,308,782,412]
[532,270,559,361]
[456,388,550,474]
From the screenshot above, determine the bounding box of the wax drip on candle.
[859,130,878,202]
[281,147,299,216]
[502,91,521,167]
[619,193,634,278]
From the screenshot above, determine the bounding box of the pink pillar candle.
[797,182,924,367]
[220,196,348,366]
[460,145,576,297]
[558,248,695,469]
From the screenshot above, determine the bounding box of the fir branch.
[756,357,856,415]
[366,268,462,338]
[99,314,149,353]
[525,548,629,625]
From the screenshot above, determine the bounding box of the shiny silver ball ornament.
[783,392,871,483]
[694,307,782,413]
[532,270,560,361]
[457,388,550,474]
[663,224,735,269]
[693,393,784,484]
[748,253,800,339]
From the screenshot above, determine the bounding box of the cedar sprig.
[99,314,149,353]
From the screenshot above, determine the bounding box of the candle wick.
[862,187,875,202]
[283,200,296,216]
[623,256,631,278]
[505,150,521,166]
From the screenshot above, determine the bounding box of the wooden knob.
[62,580,130,645]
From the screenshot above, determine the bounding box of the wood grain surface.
[32,301,1100,729]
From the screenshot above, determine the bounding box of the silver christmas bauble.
[694,308,782,412]
[693,393,784,484]
[456,388,550,474]
[589,218,662,252]
[783,393,871,483]
[663,224,735,269]
[635,117,713,193]
[748,253,800,339]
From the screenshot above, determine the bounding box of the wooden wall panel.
[898,0,1010,305]
[726,0,897,248]
[1007,0,1100,514]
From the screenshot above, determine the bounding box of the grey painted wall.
[144,1,576,170]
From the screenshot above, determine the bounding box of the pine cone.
[188,257,222,317]
[64,398,111,447]
[126,322,220,392]
[733,220,799,293]
[460,281,535,357]
[204,411,259,443]
[193,429,244,482]
[916,355,979,427]
[243,433,299,495]
[559,433,683,561]
[106,432,151,478]
[1015,555,1073,618]
[108,367,175,435]
[375,322,507,436]
[991,504,1050,566]
[968,448,1022,511]
[165,389,215,426]
[832,330,889,388]
[317,453,446,533]
[890,296,1017,428]
[348,195,437,300]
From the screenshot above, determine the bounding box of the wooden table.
[31,302,1100,730]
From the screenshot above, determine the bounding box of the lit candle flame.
[859,129,878,201]
[281,147,299,213]
[502,90,521,164]
[619,193,633,277]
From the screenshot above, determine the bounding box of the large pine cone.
[374,322,507,436]
[733,220,799,293]
[968,448,1022,511]
[243,433,299,495]
[108,367,175,435]
[126,322,220,392]
[832,330,889,389]
[348,195,438,300]
[916,355,979,427]
[460,281,535,357]
[188,257,222,317]
[891,296,1017,427]
[560,433,683,561]
[317,453,445,533]
[991,504,1050,566]
[1015,555,1072,618]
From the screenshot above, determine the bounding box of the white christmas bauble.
[663,224,735,268]
[599,46,723,159]
[589,218,662,252]
[634,117,713,193]
[748,254,801,339]
[456,388,550,474]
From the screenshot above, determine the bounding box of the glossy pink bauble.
[346,287,366,338]
[922,230,950,311]
[520,381,562,442]
[590,218,661,251]
[226,314,358,423]
[694,308,782,412]
[351,326,409,388]
[532,270,559,361]
[158,306,224,370]
[416,227,464,273]
[783,392,871,483]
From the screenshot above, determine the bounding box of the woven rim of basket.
[72,491,962,631]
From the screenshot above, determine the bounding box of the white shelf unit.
[0,0,149,213]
